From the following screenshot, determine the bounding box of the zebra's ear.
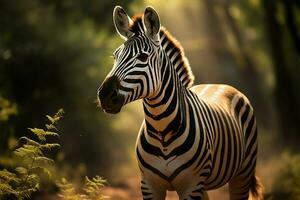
[113,6,134,40]
[143,6,160,39]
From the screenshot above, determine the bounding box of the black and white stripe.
[102,6,263,200]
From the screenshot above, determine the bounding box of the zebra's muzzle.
[98,75,125,114]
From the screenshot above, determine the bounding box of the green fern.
[57,176,107,200]
[83,176,107,200]
[57,178,83,200]
[0,109,63,200]
[0,108,108,200]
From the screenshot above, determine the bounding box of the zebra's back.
[190,84,257,190]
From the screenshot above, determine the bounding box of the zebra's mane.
[129,15,195,88]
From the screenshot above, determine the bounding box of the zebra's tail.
[249,174,264,200]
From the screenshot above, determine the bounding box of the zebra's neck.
[142,46,188,143]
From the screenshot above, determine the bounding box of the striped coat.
[98,6,263,200]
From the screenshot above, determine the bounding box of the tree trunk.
[263,0,300,143]
[221,0,270,126]
[283,0,300,55]
[202,0,230,58]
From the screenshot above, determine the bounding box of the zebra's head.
[98,6,162,114]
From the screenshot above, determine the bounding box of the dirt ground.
[102,176,229,200]
[36,176,229,200]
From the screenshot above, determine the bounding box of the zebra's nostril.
[98,75,123,110]
[111,89,118,98]
[112,97,118,104]
[111,89,122,105]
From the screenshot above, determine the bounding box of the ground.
[102,176,229,200]
[35,176,229,200]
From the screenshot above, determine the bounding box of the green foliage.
[57,176,107,200]
[0,0,133,176]
[83,176,107,199]
[0,108,108,200]
[0,109,63,200]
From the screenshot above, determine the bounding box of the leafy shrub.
[0,106,108,200]
[0,109,63,199]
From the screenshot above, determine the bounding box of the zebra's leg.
[178,185,209,200]
[228,156,257,200]
[229,120,259,200]
[140,179,166,200]
[228,172,252,200]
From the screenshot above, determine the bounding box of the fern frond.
[0,169,15,178]
[56,178,74,192]
[57,178,80,200]
[46,115,57,124]
[56,175,107,200]
[0,109,65,199]
[19,136,41,147]
[45,131,59,137]
[46,109,64,124]
[55,109,64,118]
[0,169,20,183]
[45,124,57,131]
[0,183,15,195]
[26,174,40,183]
[15,185,39,199]
[39,143,60,150]
[84,176,107,200]
[28,128,59,141]
[23,144,42,153]
[34,156,54,166]
[30,166,52,179]
[84,176,106,192]
[28,128,47,141]
[15,167,28,176]
[14,146,42,157]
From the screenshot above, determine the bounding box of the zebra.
[98,6,263,200]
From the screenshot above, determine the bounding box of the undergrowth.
[57,176,107,200]
[0,109,63,199]
[0,106,107,200]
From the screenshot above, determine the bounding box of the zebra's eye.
[137,53,148,62]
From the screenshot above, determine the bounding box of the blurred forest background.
[0,0,300,199]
